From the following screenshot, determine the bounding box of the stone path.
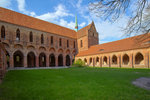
[8,66,70,70]
[132,77,150,90]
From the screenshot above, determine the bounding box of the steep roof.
[77,23,92,38]
[76,33,150,57]
[0,7,77,39]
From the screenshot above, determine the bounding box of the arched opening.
[16,29,20,41]
[66,55,70,66]
[123,54,129,65]
[6,51,10,68]
[49,53,55,67]
[112,55,117,64]
[1,25,5,39]
[89,58,92,65]
[96,57,99,65]
[135,52,144,65]
[13,50,24,67]
[103,56,107,65]
[84,58,87,65]
[58,54,63,66]
[27,52,36,67]
[39,52,46,67]
[29,32,33,42]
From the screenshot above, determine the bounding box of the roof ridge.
[0,7,76,32]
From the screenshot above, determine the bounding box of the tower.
[75,15,78,32]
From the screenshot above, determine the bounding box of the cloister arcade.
[76,51,150,68]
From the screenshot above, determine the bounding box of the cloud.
[16,0,36,16]
[36,4,73,22]
[79,22,86,27]
[0,0,11,8]
[94,15,129,44]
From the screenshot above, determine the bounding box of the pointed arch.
[103,56,107,65]
[66,55,70,66]
[13,50,24,67]
[123,54,129,65]
[49,53,55,67]
[135,52,144,65]
[27,52,36,67]
[112,55,117,64]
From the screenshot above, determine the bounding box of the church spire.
[75,15,78,32]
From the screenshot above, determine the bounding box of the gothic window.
[1,26,5,39]
[51,36,53,45]
[29,31,33,42]
[16,29,20,41]
[41,34,44,44]
[67,40,69,48]
[74,41,75,48]
[80,40,83,47]
[59,38,62,46]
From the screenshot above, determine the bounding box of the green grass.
[0,67,150,100]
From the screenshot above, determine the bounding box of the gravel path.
[132,77,150,90]
[8,66,70,70]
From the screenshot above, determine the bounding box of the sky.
[0,0,131,44]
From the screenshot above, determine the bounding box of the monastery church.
[0,7,150,69]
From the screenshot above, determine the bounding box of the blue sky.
[0,0,130,44]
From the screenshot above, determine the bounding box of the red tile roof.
[0,7,77,38]
[76,33,150,57]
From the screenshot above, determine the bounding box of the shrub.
[72,59,85,67]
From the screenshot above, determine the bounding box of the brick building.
[0,7,150,68]
[0,40,7,80]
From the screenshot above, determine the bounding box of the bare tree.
[89,0,150,36]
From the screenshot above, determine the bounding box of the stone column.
[9,53,14,68]
[145,52,149,68]
[93,57,95,67]
[36,55,39,67]
[100,56,102,67]
[46,54,49,67]
[108,56,111,67]
[55,55,58,67]
[63,55,66,66]
[130,53,134,68]
[24,55,27,67]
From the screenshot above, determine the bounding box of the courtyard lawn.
[0,67,150,100]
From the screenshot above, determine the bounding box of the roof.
[77,23,92,38]
[0,7,77,39]
[76,33,150,57]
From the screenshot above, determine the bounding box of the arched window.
[103,56,107,65]
[67,40,69,47]
[1,26,5,39]
[59,38,62,46]
[80,40,83,47]
[74,41,75,48]
[29,32,33,42]
[51,36,53,45]
[16,29,20,41]
[41,34,44,44]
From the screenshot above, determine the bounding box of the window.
[59,38,62,46]
[67,40,69,47]
[80,40,83,47]
[74,41,75,48]
[51,36,53,45]
[41,34,44,44]
[16,29,20,41]
[29,32,33,42]
[1,26,5,39]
